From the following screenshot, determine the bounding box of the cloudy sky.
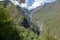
[25,0,56,10]
[9,0,56,10]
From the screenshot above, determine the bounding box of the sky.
[0,0,56,10]
[20,0,56,10]
[0,0,3,1]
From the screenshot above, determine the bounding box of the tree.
[0,4,20,40]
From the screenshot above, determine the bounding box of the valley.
[0,0,60,40]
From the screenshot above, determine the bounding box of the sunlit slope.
[33,0,60,40]
[6,2,24,24]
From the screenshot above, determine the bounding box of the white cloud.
[0,0,4,1]
[19,0,28,8]
[10,0,19,5]
[10,0,56,10]
[28,0,56,10]
[28,0,45,10]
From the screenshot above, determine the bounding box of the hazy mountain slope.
[32,0,60,40]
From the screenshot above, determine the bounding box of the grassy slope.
[33,0,60,40]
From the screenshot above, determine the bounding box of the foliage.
[0,4,20,40]
[33,0,60,40]
[38,29,57,40]
[0,3,39,40]
[16,26,38,40]
[6,3,24,25]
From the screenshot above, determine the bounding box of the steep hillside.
[6,2,24,25]
[6,2,39,40]
[32,0,60,40]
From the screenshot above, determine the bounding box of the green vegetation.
[0,3,38,40]
[6,3,24,24]
[1,0,60,40]
[0,4,20,40]
[32,0,60,40]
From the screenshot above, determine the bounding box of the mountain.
[0,0,60,40]
[1,2,39,40]
[32,0,60,40]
